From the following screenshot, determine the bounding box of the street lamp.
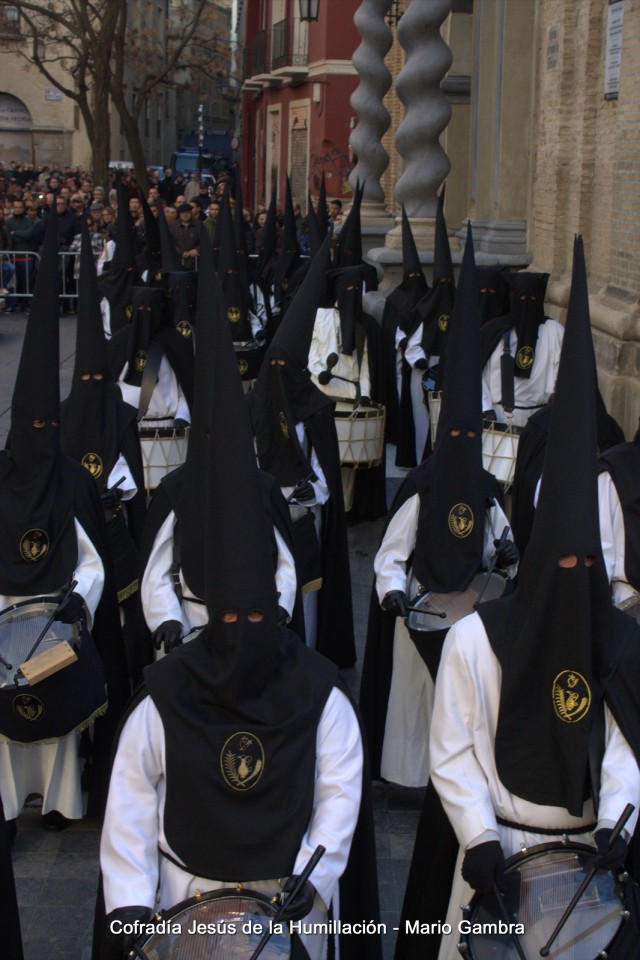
[299,0,320,22]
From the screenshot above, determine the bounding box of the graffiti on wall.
[310,143,352,195]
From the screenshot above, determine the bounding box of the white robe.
[481,320,564,428]
[430,612,640,959]
[101,686,363,960]
[0,519,105,820]
[118,357,191,427]
[404,328,437,464]
[373,494,513,788]
[141,510,297,653]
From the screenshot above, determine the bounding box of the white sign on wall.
[605,0,624,100]
[44,88,63,101]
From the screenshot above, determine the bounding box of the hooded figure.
[380,206,429,446]
[60,217,148,683]
[96,239,381,960]
[138,248,303,656]
[480,270,564,427]
[108,283,195,431]
[476,266,509,327]
[97,175,136,337]
[135,190,162,285]
[399,188,455,467]
[360,226,517,794]
[248,234,356,667]
[0,209,126,830]
[598,424,640,609]
[256,184,280,341]
[426,237,640,959]
[270,176,302,315]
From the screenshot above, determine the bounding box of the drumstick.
[129,943,152,960]
[474,526,509,609]
[539,802,634,957]
[247,844,326,960]
[492,882,528,960]
[18,580,79,676]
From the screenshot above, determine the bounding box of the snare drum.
[407,572,508,633]
[0,599,107,744]
[136,887,291,959]
[481,421,523,492]
[334,401,386,468]
[139,426,189,494]
[234,339,266,384]
[460,842,633,960]
[617,594,640,624]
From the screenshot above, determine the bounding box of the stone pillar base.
[464,219,528,257]
[360,201,395,229]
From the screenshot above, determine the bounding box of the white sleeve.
[404,324,426,368]
[100,298,112,339]
[430,622,500,849]
[101,697,164,911]
[481,342,498,413]
[374,494,420,602]
[106,454,138,501]
[597,703,640,839]
[598,471,632,603]
[140,512,185,633]
[73,519,105,625]
[274,527,296,618]
[292,688,363,910]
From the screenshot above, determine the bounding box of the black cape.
[107,325,195,418]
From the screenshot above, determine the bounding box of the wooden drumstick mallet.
[539,803,634,957]
[13,580,79,684]
[492,881,528,960]
[248,844,326,960]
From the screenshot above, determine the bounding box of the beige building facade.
[368,0,639,437]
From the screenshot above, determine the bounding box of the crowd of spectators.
[0,159,341,312]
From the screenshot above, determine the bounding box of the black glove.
[359,396,372,407]
[413,357,428,371]
[105,905,153,952]
[482,409,497,423]
[152,619,183,654]
[278,877,316,922]
[398,336,408,352]
[293,479,315,503]
[462,840,505,894]
[173,418,189,431]
[594,828,628,870]
[381,590,409,619]
[277,606,290,626]
[101,487,122,510]
[494,538,519,569]
[54,592,86,625]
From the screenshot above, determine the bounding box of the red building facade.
[241,0,360,211]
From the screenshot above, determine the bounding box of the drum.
[333,401,386,468]
[407,572,508,633]
[617,594,640,624]
[427,390,442,444]
[136,887,291,959]
[139,426,189,494]
[481,421,523,492]
[460,842,632,960]
[234,340,266,383]
[0,599,107,744]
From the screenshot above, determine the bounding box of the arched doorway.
[0,94,33,164]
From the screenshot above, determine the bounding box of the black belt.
[496,815,596,836]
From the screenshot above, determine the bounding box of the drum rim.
[333,400,385,416]
[467,839,621,914]
[407,572,508,632]
[0,597,66,620]
[482,421,524,437]
[138,886,291,950]
[233,339,266,351]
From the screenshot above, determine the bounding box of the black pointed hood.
[249,234,335,486]
[412,224,486,593]
[337,180,363,268]
[217,190,252,342]
[257,184,278,281]
[270,177,301,306]
[503,271,550,379]
[406,188,455,370]
[97,174,136,334]
[317,172,329,240]
[144,250,338,885]
[307,189,322,257]
[386,207,429,327]
[0,206,78,594]
[476,266,509,326]
[123,286,165,387]
[61,216,119,484]
[480,237,612,817]
[158,202,183,272]
[138,190,162,281]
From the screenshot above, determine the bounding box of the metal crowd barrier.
[1,251,84,305]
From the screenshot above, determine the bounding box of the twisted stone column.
[387,0,453,248]
[349,0,394,225]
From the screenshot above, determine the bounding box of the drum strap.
[500,331,515,413]
[495,815,597,836]
[137,341,164,422]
